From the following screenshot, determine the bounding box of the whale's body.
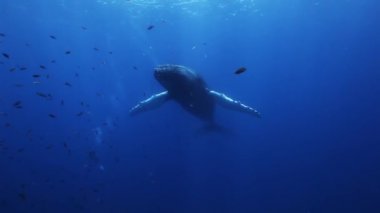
[130,64,261,124]
[154,64,215,122]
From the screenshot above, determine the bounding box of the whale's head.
[153,64,214,121]
[154,64,202,92]
[154,64,180,85]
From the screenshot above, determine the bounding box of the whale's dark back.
[154,64,215,121]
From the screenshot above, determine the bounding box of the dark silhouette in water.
[130,64,261,126]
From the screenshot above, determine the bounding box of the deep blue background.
[1,0,379,212]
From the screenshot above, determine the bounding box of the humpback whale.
[129,64,261,124]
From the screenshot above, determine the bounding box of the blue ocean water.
[1,0,379,212]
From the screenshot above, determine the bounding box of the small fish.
[60,100,64,106]
[51,60,56,63]
[36,92,48,98]
[76,111,84,117]
[45,144,53,150]
[75,72,79,77]
[0,33,5,37]
[147,25,155,30]
[19,67,27,71]
[49,35,56,40]
[40,65,46,69]
[17,148,24,153]
[133,66,138,70]
[48,113,56,118]
[13,84,24,88]
[81,26,87,30]
[88,151,99,162]
[13,101,22,108]
[4,123,11,128]
[36,92,52,100]
[108,51,113,54]
[2,53,9,59]
[9,68,16,72]
[65,51,71,54]
[32,74,41,78]
[18,192,27,201]
[64,82,72,87]
[93,47,99,51]
[234,67,247,75]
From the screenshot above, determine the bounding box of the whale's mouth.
[153,66,165,80]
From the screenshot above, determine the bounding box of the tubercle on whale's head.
[154,64,180,79]
[154,64,188,90]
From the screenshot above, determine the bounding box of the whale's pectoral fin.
[129,91,170,116]
[209,90,261,118]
